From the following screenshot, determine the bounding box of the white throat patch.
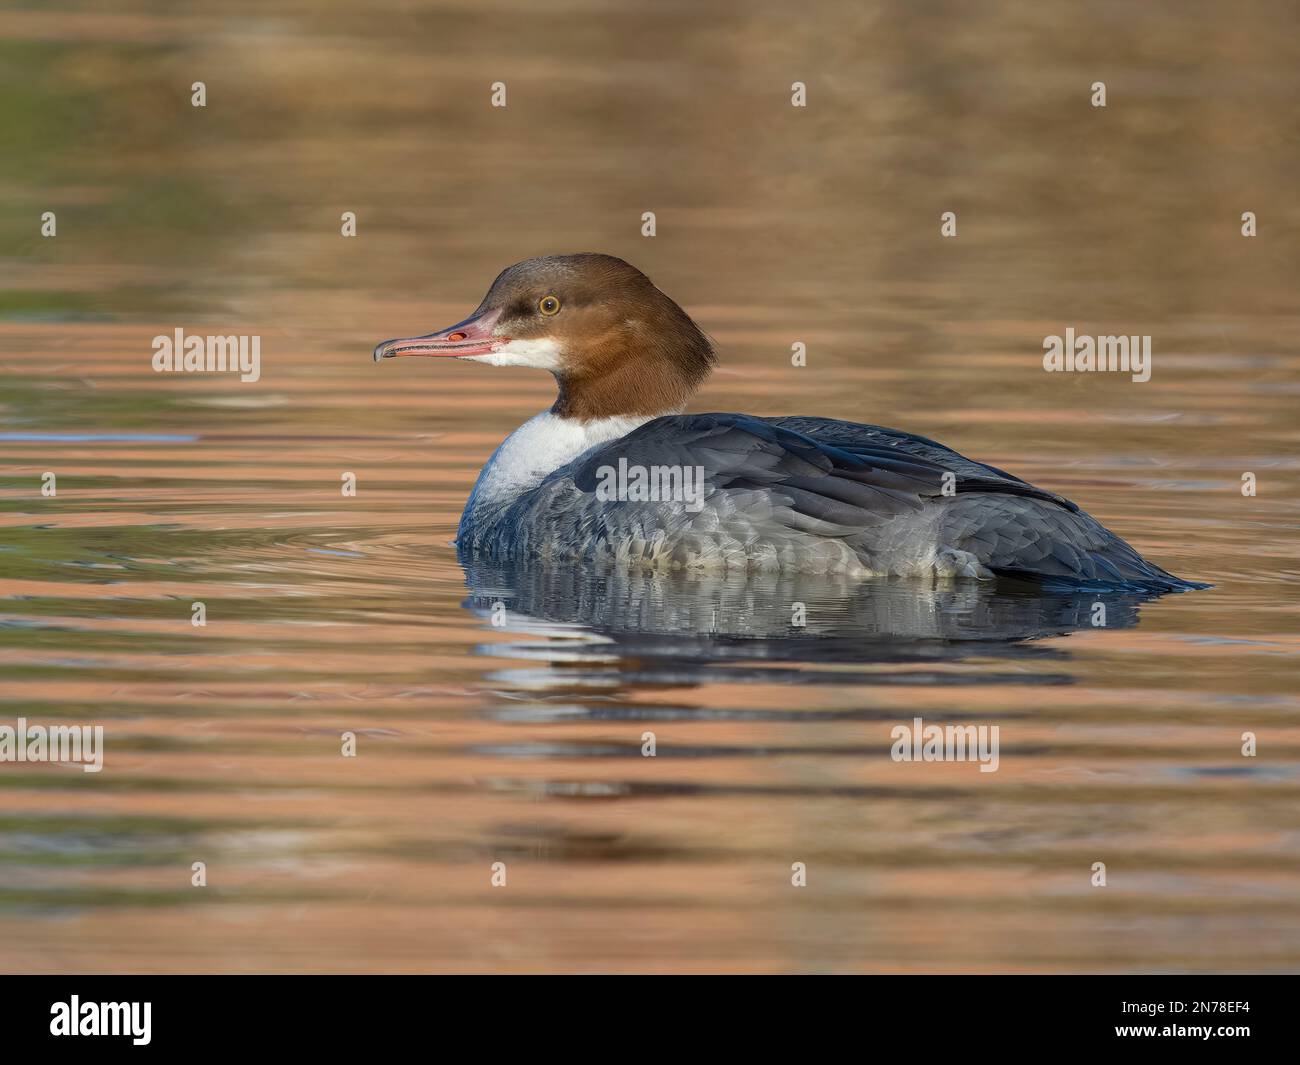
[461,337,563,369]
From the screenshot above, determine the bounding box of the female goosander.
[374,254,1201,590]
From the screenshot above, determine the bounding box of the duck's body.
[455,410,1193,587]
[376,254,1202,591]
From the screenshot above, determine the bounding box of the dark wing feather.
[568,413,1069,530]
[770,415,1033,486]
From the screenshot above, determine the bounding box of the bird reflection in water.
[459,559,1168,692]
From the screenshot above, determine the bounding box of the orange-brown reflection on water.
[1,1,1298,973]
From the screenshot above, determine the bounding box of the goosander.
[374,254,1202,590]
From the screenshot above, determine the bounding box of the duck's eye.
[538,295,561,316]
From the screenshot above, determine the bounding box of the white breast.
[465,410,656,515]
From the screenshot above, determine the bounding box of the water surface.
[1,0,1298,973]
